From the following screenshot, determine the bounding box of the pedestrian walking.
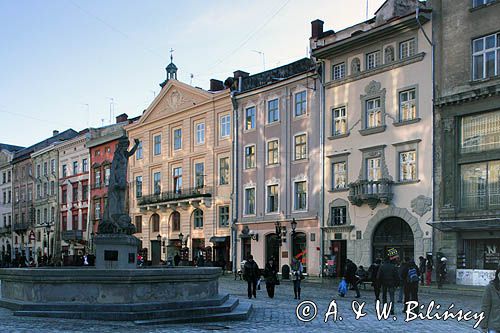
[291,258,303,299]
[437,257,447,289]
[368,258,382,301]
[345,259,361,298]
[418,256,426,286]
[377,254,400,315]
[480,266,500,333]
[263,257,278,299]
[243,254,260,299]
[426,259,433,286]
[401,258,420,313]
[397,258,407,303]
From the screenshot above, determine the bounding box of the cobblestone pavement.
[0,276,485,333]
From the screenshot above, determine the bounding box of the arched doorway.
[372,217,414,261]
[170,211,180,232]
[150,214,160,234]
[265,234,279,266]
[292,232,307,273]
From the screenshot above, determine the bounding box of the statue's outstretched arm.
[125,138,140,158]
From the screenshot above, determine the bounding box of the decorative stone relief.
[364,80,382,95]
[351,58,360,75]
[411,195,432,217]
[243,180,256,188]
[265,177,280,185]
[291,173,307,182]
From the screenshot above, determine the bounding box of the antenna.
[366,0,369,20]
[252,50,266,71]
[107,97,115,124]
[190,73,194,86]
[82,103,90,128]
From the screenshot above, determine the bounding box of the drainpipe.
[231,91,239,273]
[318,61,326,278]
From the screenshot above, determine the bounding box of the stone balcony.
[13,221,31,232]
[0,226,11,235]
[348,179,394,209]
[138,186,213,211]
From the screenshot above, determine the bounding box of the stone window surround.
[243,185,256,217]
[394,84,421,126]
[293,132,308,161]
[243,144,256,171]
[266,96,281,125]
[218,205,230,228]
[172,126,182,151]
[266,138,280,167]
[152,132,162,156]
[293,87,308,119]
[265,178,280,215]
[151,169,161,194]
[194,120,205,146]
[218,154,230,186]
[365,47,382,70]
[358,144,391,181]
[219,113,231,139]
[332,61,346,80]
[292,174,308,213]
[192,159,205,188]
[359,81,387,136]
[327,198,351,227]
[327,151,350,192]
[243,104,257,132]
[399,38,418,60]
[330,103,350,139]
[392,139,421,184]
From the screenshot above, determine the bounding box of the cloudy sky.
[0,0,385,147]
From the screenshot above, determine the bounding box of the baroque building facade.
[126,62,233,268]
[432,0,500,285]
[311,0,433,275]
[232,59,322,275]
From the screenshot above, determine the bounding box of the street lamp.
[42,220,53,258]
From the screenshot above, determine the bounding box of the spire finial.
[169,48,174,63]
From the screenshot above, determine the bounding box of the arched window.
[351,57,361,74]
[170,211,180,232]
[193,209,203,229]
[384,46,395,64]
[151,213,160,233]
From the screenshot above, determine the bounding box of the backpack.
[408,267,419,283]
[338,279,347,296]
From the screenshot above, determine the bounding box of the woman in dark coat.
[480,266,500,333]
[263,257,278,298]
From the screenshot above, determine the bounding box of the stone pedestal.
[94,234,139,269]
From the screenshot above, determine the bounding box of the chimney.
[53,130,59,137]
[311,19,324,39]
[116,113,128,123]
[233,70,250,79]
[209,79,225,92]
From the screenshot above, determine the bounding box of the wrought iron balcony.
[13,221,31,232]
[348,179,394,209]
[138,186,213,206]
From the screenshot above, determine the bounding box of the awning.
[427,219,500,232]
[209,236,228,243]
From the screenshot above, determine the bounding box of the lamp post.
[43,220,53,259]
[156,234,162,262]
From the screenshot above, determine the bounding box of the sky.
[0,0,385,147]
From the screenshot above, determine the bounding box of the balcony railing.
[138,186,213,206]
[13,221,31,232]
[62,230,84,241]
[348,179,394,209]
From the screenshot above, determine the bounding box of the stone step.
[133,301,253,325]
[4,293,229,313]
[12,297,241,321]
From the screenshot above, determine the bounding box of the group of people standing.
[242,255,304,300]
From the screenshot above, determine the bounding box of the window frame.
[245,106,256,131]
[220,114,231,138]
[244,187,256,216]
[193,209,204,229]
[173,128,182,151]
[294,133,308,161]
[366,50,381,70]
[244,145,256,169]
[397,85,419,123]
[195,122,205,145]
[266,183,280,214]
[153,134,162,156]
[472,32,499,80]
[135,175,143,198]
[267,98,280,124]
[332,62,346,80]
[332,161,348,190]
[219,205,230,227]
[266,139,280,166]
[332,106,348,136]
[293,180,308,212]
[219,156,230,185]
[399,38,416,60]
[294,90,307,117]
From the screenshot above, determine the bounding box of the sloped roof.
[0,143,24,153]
[12,129,79,163]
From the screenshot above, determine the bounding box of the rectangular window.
[332,107,347,136]
[82,184,88,201]
[135,216,142,233]
[220,115,231,138]
[294,181,307,211]
[219,206,229,227]
[43,208,48,223]
[50,159,55,173]
[245,188,255,215]
[366,51,381,70]
[267,184,279,213]
[195,163,204,188]
[245,145,256,169]
[62,187,67,204]
[62,164,67,178]
[136,176,142,198]
[104,166,110,186]
[153,172,161,195]
[473,32,499,80]
[461,160,500,210]
[72,184,78,202]
[196,123,205,144]
[267,140,279,165]
[294,134,307,160]
[473,0,496,8]
[461,110,500,153]
[50,181,55,196]
[62,215,67,231]
[399,151,417,181]
[399,39,416,59]
[332,162,347,189]
[36,164,41,178]
[267,99,279,123]
[331,206,347,226]
[73,161,78,175]
[399,89,417,121]
[366,98,382,128]
[294,91,307,117]
[82,158,88,173]
[43,162,48,176]
[173,128,182,150]
[219,157,230,185]
[94,169,101,187]
[136,141,143,159]
[43,182,48,197]
[154,135,161,155]
[72,214,78,230]
[37,184,41,199]
[332,62,345,80]
[367,157,382,181]
[245,107,256,130]
[173,167,182,193]
[94,200,101,220]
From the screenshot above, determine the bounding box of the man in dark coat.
[345,259,361,298]
[402,258,420,313]
[377,258,400,315]
[368,258,382,301]
[243,255,260,299]
[418,256,426,286]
